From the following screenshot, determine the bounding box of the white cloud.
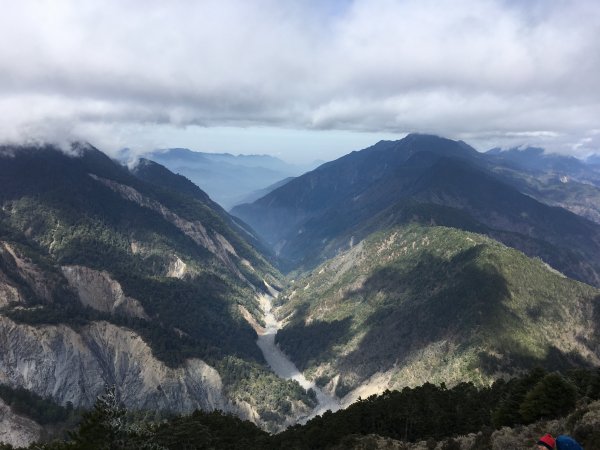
[0,0,598,158]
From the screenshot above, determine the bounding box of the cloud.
[0,0,598,156]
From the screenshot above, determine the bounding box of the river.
[256,290,340,422]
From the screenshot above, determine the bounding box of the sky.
[0,0,599,164]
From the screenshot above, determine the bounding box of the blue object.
[556,435,584,450]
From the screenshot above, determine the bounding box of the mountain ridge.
[0,143,314,431]
[274,224,600,403]
[232,134,600,287]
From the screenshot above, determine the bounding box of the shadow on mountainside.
[591,295,600,351]
[275,315,352,372]
[335,245,600,389]
[478,346,595,377]
[338,245,511,380]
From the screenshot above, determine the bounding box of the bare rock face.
[0,242,53,307]
[61,265,149,320]
[0,243,23,307]
[0,398,42,448]
[0,317,227,413]
[2,243,55,303]
[166,255,188,279]
[0,279,21,308]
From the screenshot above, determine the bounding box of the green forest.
[2,367,598,449]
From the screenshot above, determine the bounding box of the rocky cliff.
[61,265,149,319]
[0,316,228,413]
[0,398,42,448]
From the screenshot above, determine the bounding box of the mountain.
[486,146,600,184]
[142,148,316,209]
[488,164,600,225]
[231,135,477,253]
[230,133,600,413]
[3,136,599,445]
[482,147,600,224]
[274,224,600,403]
[232,134,600,287]
[2,138,600,447]
[0,143,315,431]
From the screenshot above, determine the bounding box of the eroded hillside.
[0,144,313,432]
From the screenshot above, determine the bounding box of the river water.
[256,292,340,422]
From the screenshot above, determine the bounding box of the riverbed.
[255,291,340,422]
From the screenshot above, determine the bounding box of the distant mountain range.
[136,148,319,209]
[483,146,600,224]
[486,146,600,181]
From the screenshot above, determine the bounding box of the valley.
[2,1,599,447]
[0,144,316,440]
[255,288,340,422]
[1,136,600,449]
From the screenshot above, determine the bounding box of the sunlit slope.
[275,224,600,400]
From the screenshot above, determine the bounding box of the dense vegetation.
[274,367,599,449]
[4,368,598,449]
[216,356,317,426]
[276,224,600,396]
[0,146,267,364]
[0,145,311,428]
[0,385,75,425]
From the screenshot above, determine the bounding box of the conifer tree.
[68,386,128,449]
[519,373,577,423]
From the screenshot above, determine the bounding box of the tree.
[67,386,129,449]
[519,373,577,423]
[492,367,547,427]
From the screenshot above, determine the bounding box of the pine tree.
[68,386,128,449]
[519,373,577,423]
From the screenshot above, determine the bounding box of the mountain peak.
[401,133,475,149]
[361,134,478,160]
[403,132,442,140]
[390,133,479,160]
